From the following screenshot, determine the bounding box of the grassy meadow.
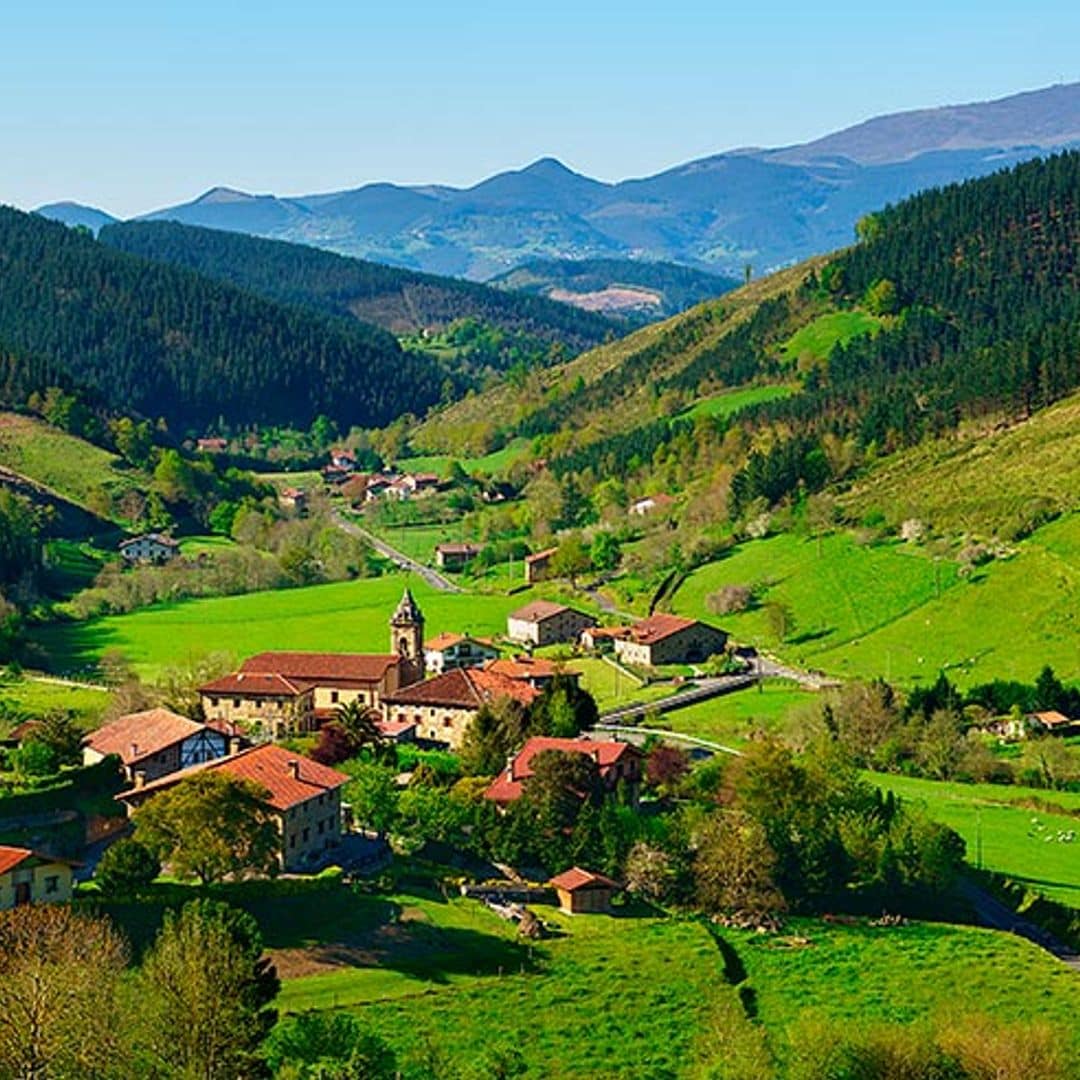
[0,411,140,515]
[0,674,111,734]
[871,773,1080,906]
[646,680,819,745]
[671,517,1080,687]
[28,574,538,679]
[681,383,795,421]
[396,437,532,478]
[779,308,882,363]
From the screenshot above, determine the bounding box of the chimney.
[287,759,300,780]
[505,753,515,781]
[130,742,139,759]
[133,770,146,790]
[228,735,242,756]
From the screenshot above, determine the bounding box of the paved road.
[961,878,1080,971]
[332,512,462,593]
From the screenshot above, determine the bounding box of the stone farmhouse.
[0,846,76,909]
[424,632,499,674]
[607,613,728,667]
[82,708,231,784]
[629,493,676,517]
[434,542,482,571]
[118,744,349,872]
[524,547,557,584]
[507,600,596,648]
[118,532,179,565]
[199,590,426,739]
[382,667,540,749]
[484,736,643,807]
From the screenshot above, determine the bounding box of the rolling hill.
[118,84,1080,279]
[98,220,614,354]
[0,206,441,433]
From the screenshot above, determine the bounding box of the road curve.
[332,512,463,593]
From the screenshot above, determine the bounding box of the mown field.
[871,773,1080,907]
[671,516,1080,687]
[396,437,532,478]
[28,574,536,679]
[0,411,140,516]
[563,656,677,712]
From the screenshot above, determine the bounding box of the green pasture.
[779,309,882,363]
[647,680,819,745]
[871,773,1080,906]
[0,674,111,733]
[671,518,1080,687]
[681,383,796,421]
[563,656,675,712]
[28,574,531,680]
[397,438,532,479]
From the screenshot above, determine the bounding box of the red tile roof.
[625,613,700,645]
[425,632,495,652]
[485,656,570,681]
[0,845,32,876]
[119,744,349,812]
[199,671,313,698]
[377,718,418,739]
[549,866,620,892]
[484,736,640,804]
[509,600,590,624]
[435,542,481,555]
[1029,710,1073,728]
[85,708,206,764]
[240,651,399,685]
[384,667,540,709]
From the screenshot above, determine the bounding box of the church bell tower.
[390,587,425,687]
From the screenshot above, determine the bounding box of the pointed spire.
[392,586,423,624]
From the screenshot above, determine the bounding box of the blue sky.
[2,1,1078,217]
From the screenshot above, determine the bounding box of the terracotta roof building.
[434,542,481,571]
[549,866,621,914]
[0,845,77,910]
[83,708,230,783]
[484,736,642,807]
[484,656,580,689]
[382,667,540,749]
[424,632,499,674]
[524,547,557,584]
[612,613,728,668]
[507,600,596,648]
[118,744,349,872]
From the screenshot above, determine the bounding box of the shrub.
[95,837,161,896]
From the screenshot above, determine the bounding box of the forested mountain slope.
[99,220,614,355]
[0,208,442,433]
[412,152,1080,537]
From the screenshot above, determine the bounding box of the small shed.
[549,866,620,915]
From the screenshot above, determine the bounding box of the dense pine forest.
[0,208,448,433]
[100,221,614,363]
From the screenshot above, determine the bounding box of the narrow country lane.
[332,511,463,593]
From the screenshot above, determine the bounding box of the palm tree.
[335,699,385,754]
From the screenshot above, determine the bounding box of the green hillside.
[100,221,613,362]
[0,206,441,433]
[670,513,1079,686]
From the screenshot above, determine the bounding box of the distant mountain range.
[36,83,1080,279]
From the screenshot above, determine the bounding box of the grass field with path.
[870,773,1080,906]
[29,574,534,679]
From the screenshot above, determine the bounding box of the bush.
[707,584,753,615]
[95,837,160,896]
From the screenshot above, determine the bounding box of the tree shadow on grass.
[787,626,835,646]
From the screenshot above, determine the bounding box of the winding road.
[332,512,462,593]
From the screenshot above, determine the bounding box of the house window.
[211,697,219,708]
[233,698,241,708]
[443,716,452,727]
[255,699,262,709]
[302,828,310,843]
[317,820,325,835]
[331,691,339,704]
[318,794,324,805]
[290,835,296,849]
[44,875,59,894]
